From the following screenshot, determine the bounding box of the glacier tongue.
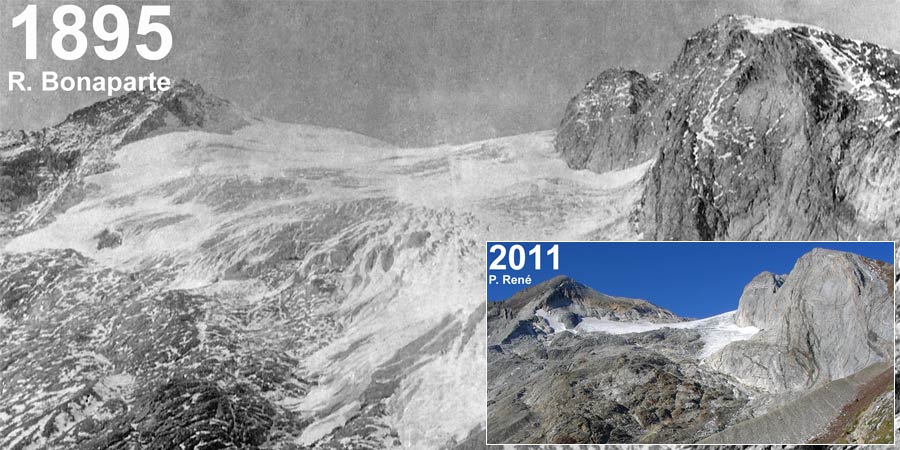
[540,308,759,359]
[1,118,654,449]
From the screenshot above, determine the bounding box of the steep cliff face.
[706,248,893,392]
[733,271,786,328]
[556,15,900,240]
[555,69,657,172]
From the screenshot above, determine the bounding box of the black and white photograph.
[1,1,898,448]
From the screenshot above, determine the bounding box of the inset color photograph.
[487,241,895,445]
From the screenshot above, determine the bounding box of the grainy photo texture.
[0,1,898,449]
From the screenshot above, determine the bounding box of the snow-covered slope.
[3,13,898,449]
[0,112,649,449]
[547,310,760,359]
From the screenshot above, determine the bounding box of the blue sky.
[486,241,894,318]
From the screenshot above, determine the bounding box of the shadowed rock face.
[555,69,657,172]
[556,14,900,241]
[707,248,893,392]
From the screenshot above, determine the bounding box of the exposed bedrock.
[556,15,900,240]
[706,248,893,392]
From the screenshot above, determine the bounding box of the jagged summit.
[0,80,249,236]
[557,14,900,241]
[701,14,827,37]
[500,274,678,321]
[672,13,900,105]
[61,79,248,137]
[555,68,656,172]
[488,275,682,345]
[708,248,892,392]
[732,15,820,35]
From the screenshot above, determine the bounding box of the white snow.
[543,310,758,359]
[806,34,881,101]
[535,308,571,333]
[1,119,658,449]
[4,123,651,271]
[736,16,820,35]
[696,61,740,152]
[93,374,135,399]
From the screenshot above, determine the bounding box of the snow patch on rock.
[736,15,820,35]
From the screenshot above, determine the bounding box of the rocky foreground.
[487,249,892,444]
[1,13,898,450]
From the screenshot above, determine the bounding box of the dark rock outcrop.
[488,330,750,444]
[555,69,657,172]
[95,228,123,250]
[0,81,248,237]
[556,15,900,241]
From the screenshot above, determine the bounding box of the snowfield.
[537,309,760,359]
[2,119,653,449]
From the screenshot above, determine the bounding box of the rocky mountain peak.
[554,68,656,172]
[0,80,248,237]
[556,15,900,241]
[707,248,892,392]
[733,270,786,329]
[487,275,682,345]
[60,79,247,143]
[539,276,680,322]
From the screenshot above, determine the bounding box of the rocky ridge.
[706,248,893,392]
[0,81,248,237]
[556,15,900,240]
[488,248,893,444]
[488,276,682,345]
[487,277,751,444]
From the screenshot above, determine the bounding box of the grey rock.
[487,276,754,444]
[700,362,892,444]
[706,248,893,392]
[488,275,682,346]
[555,69,657,172]
[94,228,123,250]
[488,331,750,444]
[0,81,248,237]
[556,15,900,241]
[733,271,786,329]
